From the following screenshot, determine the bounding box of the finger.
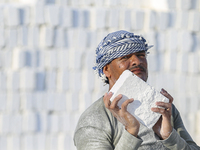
[161,88,173,103]
[110,94,123,110]
[156,102,172,110]
[103,92,113,108]
[121,98,134,112]
[151,107,166,115]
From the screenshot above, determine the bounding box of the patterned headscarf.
[93,30,153,77]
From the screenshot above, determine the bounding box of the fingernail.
[108,92,113,96]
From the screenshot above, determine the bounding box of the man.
[74,30,200,149]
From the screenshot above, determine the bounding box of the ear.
[103,64,111,78]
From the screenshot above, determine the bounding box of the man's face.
[104,51,148,87]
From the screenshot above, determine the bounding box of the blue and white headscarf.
[93,30,153,77]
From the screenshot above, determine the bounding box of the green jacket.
[74,97,200,150]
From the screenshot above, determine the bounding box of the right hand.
[103,92,140,137]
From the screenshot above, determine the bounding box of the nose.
[129,55,142,66]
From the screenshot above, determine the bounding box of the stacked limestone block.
[0,0,199,149]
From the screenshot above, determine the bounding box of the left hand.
[151,88,173,140]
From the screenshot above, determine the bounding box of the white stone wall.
[0,0,200,149]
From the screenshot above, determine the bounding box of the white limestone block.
[61,7,73,27]
[67,91,79,112]
[7,28,18,48]
[177,0,192,10]
[68,50,83,70]
[18,26,28,46]
[7,71,19,91]
[20,92,34,110]
[196,110,200,134]
[147,52,158,72]
[0,7,4,25]
[44,50,57,69]
[132,10,144,30]
[35,50,45,69]
[0,27,5,48]
[156,32,166,52]
[10,114,22,134]
[57,0,69,5]
[83,91,92,110]
[81,69,94,92]
[0,136,7,150]
[65,29,75,48]
[72,9,80,27]
[175,11,189,29]
[60,113,70,132]
[22,112,36,132]
[46,135,58,150]
[57,50,69,69]
[54,93,66,111]
[69,71,82,92]
[167,0,176,9]
[144,11,156,30]
[188,11,200,32]
[33,5,45,25]
[35,72,45,91]
[49,114,59,133]
[22,135,34,150]
[37,112,48,132]
[55,27,66,48]
[4,6,20,27]
[176,52,188,73]
[164,51,177,72]
[107,9,119,28]
[83,10,90,28]
[12,48,25,69]
[157,12,170,30]
[28,26,39,48]
[34,92,45,111]
[7,92,20,112]
[188,53,199,74]
[90,8,107,29]
[20,69,35,91]
[0,72,7,91]
[110,70,169,129]
[20,6,30,25]
[34,133,46,150]
[40,26,54,47]
[188,95,199,113]
[0,93,6,111]
[166,29,178,51]
[45,92,56,111]
[148,0,169,11]
[57,69,69,92]
[187,75,198,94]
[0,114,10,134]
[46,70,57,91]
[75,29,88,48]
[122,9,132,30]
[178,31,192,52]
[187,113,196,138]
[7,135,20,150]
[45,5,60,26]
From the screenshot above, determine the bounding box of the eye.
[121,55,131,60]
[137,53,146,58]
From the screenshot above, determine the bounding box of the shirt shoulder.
[75,96,115,133]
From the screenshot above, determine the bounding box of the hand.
[103,92,140,137]
[151,88,173,140]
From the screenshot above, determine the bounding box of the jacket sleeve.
[161,104,200,150]
[74,98,143,150]
[74,126,142,150]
